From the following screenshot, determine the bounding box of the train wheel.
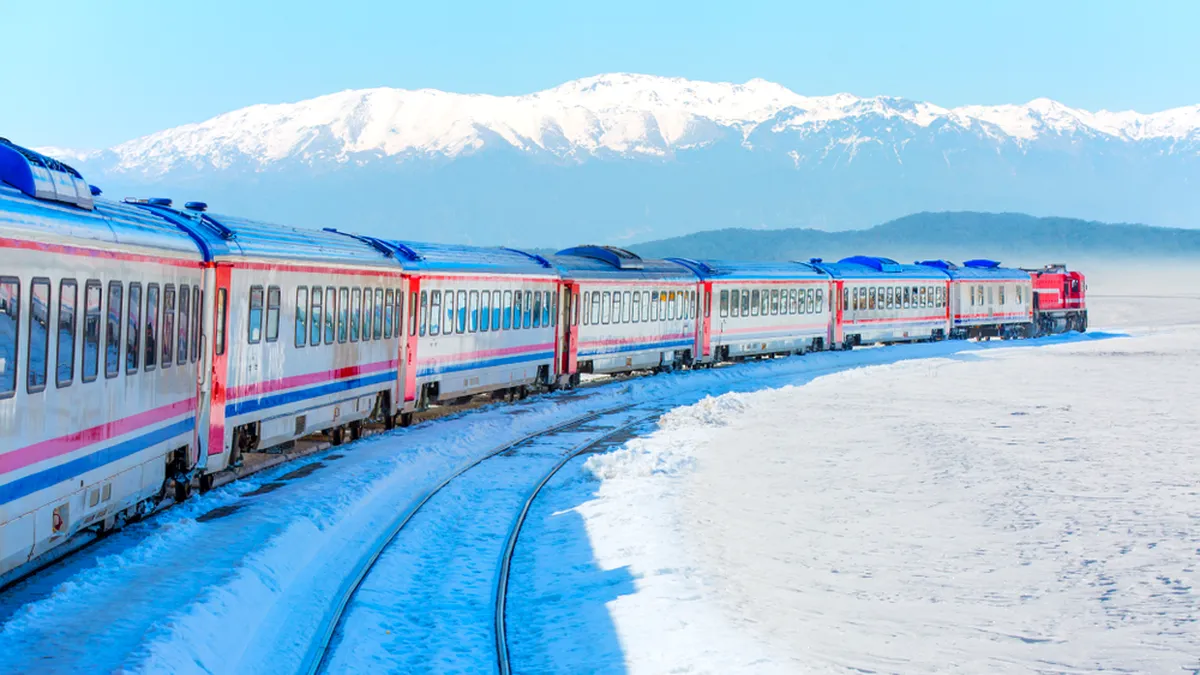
[174,479,192,503]
[199,473,215,494]
[400,412,414,428]
[331,426,345,446]
[350,421,363,441]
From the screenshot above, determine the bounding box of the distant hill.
[626,212,1200,264]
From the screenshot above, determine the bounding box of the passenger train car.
[0,139,1089,583]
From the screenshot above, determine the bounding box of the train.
[0,139,1088,582]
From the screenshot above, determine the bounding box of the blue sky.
[3,0,1197,149]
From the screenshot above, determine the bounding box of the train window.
[844,288,851,312]
[248,286,264,344]
[998,285,1006,305]
[28,278,50,391]
[530,291,540,329]
[349,288,361,342]
[493,291,503,329]
[884,287,893,310]
[639,291,648,321]
[636,291,647,322]
[988,286,994,305]
[816,289,824,313]
[1015,285,1023,304]
[310,287,323,346]
[901,287,910,309]
[428,290,441,335]
[126,283,141,374]
[865,287,874,310]
[468,290,480,333]
[551,291,558,327]
[665,291,675,321]
[504,290,515,329]
[691,291,697,319]
[383,289,394,339]
[295,287,308,348]
[83,280,102,381]
[192,287,202,363]
[406,291,416,337]
[101,279,121,379]
[977,285,985,306]
[600,291,610,324]
[162,285,176,367]
[518,290,528,329]
[323,287,336,344]
[213,288,225,357]
[57,280,77,387]
[748,289,759,317]
[374,289,385,340]
[619,291,628,323]
[587,292,598,324]
[917,287,925,308]
[456,290,467,333]
[0,278,18,396]
[337,288,349,342]
[480,290,491,331]
[727,289,737,318]
[419,290,428,337]
[265,285,280,342]
[362,288,374,341]
[784,289,794,314]
[736,290,746,317]
[802,289,811,314]
[765,289,775,315]
[445,289,456,334]
[178,285,190,364]
[609,291,620,324]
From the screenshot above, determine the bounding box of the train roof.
[809,255,949,281]
[0,184,204,258]
[136,202,396,267]
[915,259,1031,281]
[549,246,696,282]
[372,238,559,277]
[666,258,828,281]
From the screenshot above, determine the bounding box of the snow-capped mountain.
[43,74,1200,245]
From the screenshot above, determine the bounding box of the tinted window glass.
[0,278,18,396]
[311,286,323,346]
[248,286,264,343]
[457,290,467,333]
[192,287,202,363]
[350,288,361,342]
[83,281,101,381]
[177,284,190,364]
[362,287,373,341]
[492,291,502,329]
[104,282,122,379]
[383,289,394,339]
[374,289,384,339]
[503,290,514,329]
[162,285,175,367]
[295,287,308,347]
[429,290,441,336]
[214,288,226,356]
[337,288,349,342]
[57,280,76,386]
[29,279,50,390]
[265,286,280,342]
[325,286,337,344]
[126,283,141,373]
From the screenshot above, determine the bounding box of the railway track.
[302,404,660,675]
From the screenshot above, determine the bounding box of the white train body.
[814,257,951,346]
[551,247,697,375]
[0,173,203,580]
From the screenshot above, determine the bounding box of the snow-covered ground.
[522,294,1199,673]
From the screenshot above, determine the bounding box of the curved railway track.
[302,404,659,675]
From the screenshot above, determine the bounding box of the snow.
[533,295,1200,673]
[51,74,1199,176]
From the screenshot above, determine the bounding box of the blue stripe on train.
[578,338,692,358]
[0,418,195,506]
[225,370,398,418]
[417,351,556,377]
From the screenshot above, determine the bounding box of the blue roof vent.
[665,257,715,276]
[839,255,903,273]
[963,259,1001,269]
[809,257,823,264]
[0,138,94,210]
[556,245,645,270]
[184,201,207,212]
[89,185,102,196]
[916,259,957,270]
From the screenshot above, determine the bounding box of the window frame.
[82,279,102,382]
[295,286,308,348]
[57,279,77,388]
[248,285,264,344]
[0,277,19,398]
[28,277,51,392]
[103,280,122,380]
[177,284,190,365]
[161,284,176,368]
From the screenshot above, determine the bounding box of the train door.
[201,263,232,468]
[558,281,579,376]
[832,280,844,346]
[697,281,712,359]
[403,276,420,405]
